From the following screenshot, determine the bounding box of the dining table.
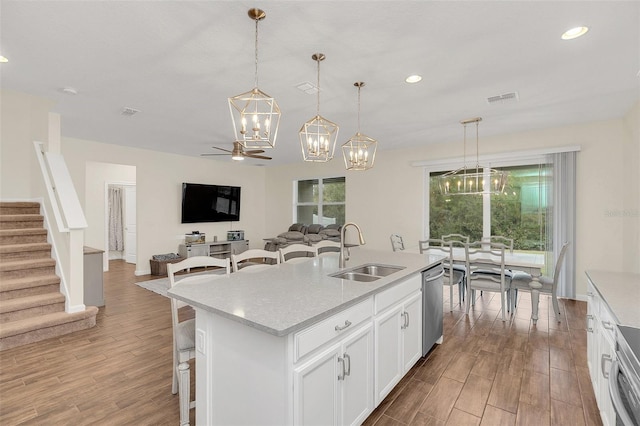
[448,247,547,323]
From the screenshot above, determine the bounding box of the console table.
[178,240,249,261]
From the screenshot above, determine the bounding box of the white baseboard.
[135,269,151,276]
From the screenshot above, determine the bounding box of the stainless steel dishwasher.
[422,262,444,356]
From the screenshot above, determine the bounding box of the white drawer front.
[375,274,421,315]
[294,297,373,362]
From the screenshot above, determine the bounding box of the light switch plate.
[196,329,206,354]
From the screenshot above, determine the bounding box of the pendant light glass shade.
[436,117,508,195]
[228,9,281,149]
[341,82,377,171]
[299,53,339,162]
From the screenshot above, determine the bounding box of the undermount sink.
[350,264,404,277]
[329,263,405,282]
[330,271,381,282]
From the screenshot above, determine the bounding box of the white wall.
[0,90,54,199]
[265,112,640,296]
[622,103,640,272]
[62,137,267,275]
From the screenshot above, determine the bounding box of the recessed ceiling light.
[0,55,8,63]
[405,75,422,84]
[561,26,589,40]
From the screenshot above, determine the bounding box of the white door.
[124,186,137,264]
[402,292,423,372]
[374,304,403,404]
[341,324,374,426]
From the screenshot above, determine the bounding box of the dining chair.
[167,256,230,426]
[390,234,405,252]
[465,241,512,321]
[279,243,318,263]
[419,239,465,312]
[482,235,514,253]
[509,242,570,322]
[231,248,280,272]
[441,233,469,285]
[315,240,341,256]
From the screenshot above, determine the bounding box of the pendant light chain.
[463,122,467,171]
[357,84,361,133]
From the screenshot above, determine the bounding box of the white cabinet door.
[402,292,422,372]
[294,323,374,426]
[374,304,403,404]
[294,341,341,426]
[586,285,598,387]
[341,323,374,426]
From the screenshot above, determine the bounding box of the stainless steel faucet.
[339,222,366,268]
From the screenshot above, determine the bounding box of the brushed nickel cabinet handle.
[335,320,352,331]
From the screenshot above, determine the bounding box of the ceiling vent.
[487,91,519,105]
[295,81,319,95]
[121,107,140,116]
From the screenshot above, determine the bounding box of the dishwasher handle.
[608,360,636,426]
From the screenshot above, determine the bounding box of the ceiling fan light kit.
[299,53,339,163]
[228,8,281,150]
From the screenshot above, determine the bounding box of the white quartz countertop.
[168,248,444,336]
[585,270,640,329]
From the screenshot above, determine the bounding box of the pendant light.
[341,82,377,171]
[299,53,339,162]
[437,117,508,195]
[228,8,281,149]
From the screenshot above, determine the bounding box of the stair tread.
[0,202,40,208]
[0,243,51,253]
[0,214,43,221]
[0,292,65,313]
[0,258,55,268]
[0,228,47,236]
[0,306,99,339]
[0,274,60,290]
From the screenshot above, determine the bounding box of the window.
[429,164,551,252]
[295,177,345,225]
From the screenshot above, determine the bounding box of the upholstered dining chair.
[390,234,405,252]
[231,249,280,272]
[279,243,318,263]
[465,241,512,321]
[509,242,570,322]
[167,256,230,426]
[419,239,465,312]
[315,240,341,257]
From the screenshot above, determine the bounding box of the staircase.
[0,202,98,351]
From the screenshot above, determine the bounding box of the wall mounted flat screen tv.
[181,183,241,223]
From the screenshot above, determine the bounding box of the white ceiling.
[1,1,638,166]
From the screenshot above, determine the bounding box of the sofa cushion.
[307,224,324,234]
[319,228,341,238]
[278,231,305,241]
[304,234,325,243]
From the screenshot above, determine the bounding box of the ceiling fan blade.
[245,154,272,160]
[201,153,230,156]
[244,149,265,155]
[211,146,233,153]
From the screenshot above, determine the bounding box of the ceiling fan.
[201,141,272,161]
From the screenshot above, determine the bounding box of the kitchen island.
[168,248,443,425]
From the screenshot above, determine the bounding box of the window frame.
[294,176,346,226]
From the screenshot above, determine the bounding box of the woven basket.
[149,257,185,276]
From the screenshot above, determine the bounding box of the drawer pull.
[586,314,594,333]
[335,320,352,331]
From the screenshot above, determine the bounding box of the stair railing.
[33,141,88,313]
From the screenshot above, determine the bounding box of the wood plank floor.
[0,260,601,425]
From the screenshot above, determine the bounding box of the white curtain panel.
[109,186,124,251]
[552,151,577,298]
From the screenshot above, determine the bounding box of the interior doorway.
[106,183,136,265]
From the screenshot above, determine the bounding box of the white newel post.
[67,229,86,312]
